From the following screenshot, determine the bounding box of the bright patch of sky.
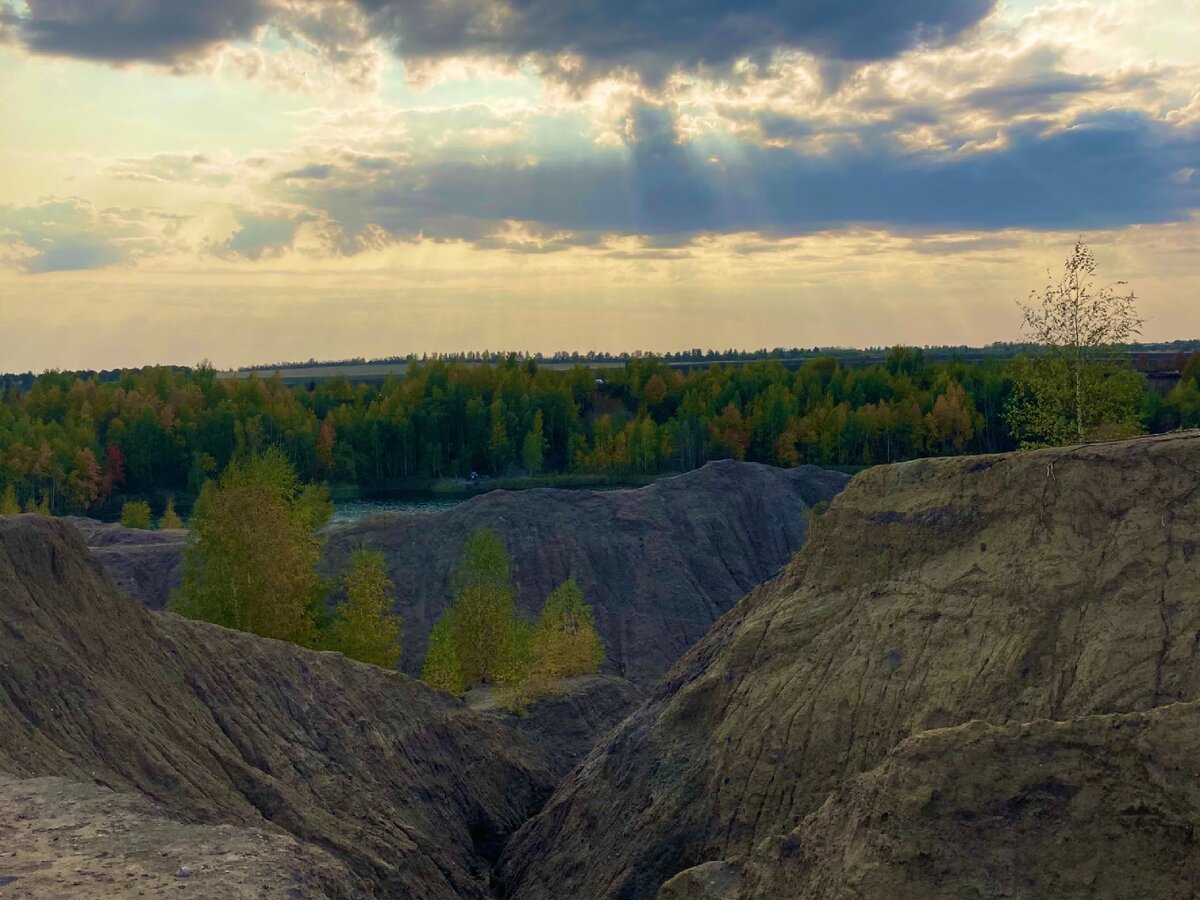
[0,0,1197,369]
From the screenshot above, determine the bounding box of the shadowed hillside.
[500,433,1200,899]
[0,516,555,898]
[74,460,849,683]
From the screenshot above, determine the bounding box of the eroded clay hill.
[80,461,848,683]
[500,433,1200,899]
[325,461,846,683]
[0,516,555,899]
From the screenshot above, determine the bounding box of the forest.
[2,348,1199,518]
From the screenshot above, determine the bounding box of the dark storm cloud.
[282,107,1200,248]
[1,0,268,63]
[357,0,997,80]
[3,0,996,78]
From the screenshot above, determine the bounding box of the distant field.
[217,359,630,383]
[218,349,1190,386]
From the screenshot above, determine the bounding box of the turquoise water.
[330,496,464,523]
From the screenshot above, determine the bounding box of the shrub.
[120,500,152,529]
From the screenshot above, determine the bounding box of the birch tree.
[1005,241,1145,447]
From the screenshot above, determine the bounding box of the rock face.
[72,462,848,684]
[324,461,848,683]
[499,433,1200,900]
[736,702,1200,900]
[467,675,644,780]
[0,515,555,899]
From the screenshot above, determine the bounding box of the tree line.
[4,347,1195,519]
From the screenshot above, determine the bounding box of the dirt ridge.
[499,433,1200,899]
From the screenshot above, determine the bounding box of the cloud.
[3,0,996,85]
[208,210,306,259]
[279,163,334,180]
[357,0,996,83]
[0,198,140,273]
[275,105,1200,250]
[2,0,268,64]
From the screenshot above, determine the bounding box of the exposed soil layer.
[466,674,644,780]
[499,433,1200,899]
[0,515,555,899]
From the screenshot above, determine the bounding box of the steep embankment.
[467,675,645,780]
[77,461,848,683]
[0,516,555,899]
[733,702,1200,900]
[500,433,1200,899]
[325,461,847,683]
[62,516,185,609]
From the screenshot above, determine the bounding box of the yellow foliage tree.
[421,612,465,694]
[530,576,604,680]
[159,497,184,530]
[0,484,19,515]
[120,500,152,529]
[924,382,982,453]
[498,576,604,712]
[326,549,402,669]
[422,528,524,695]
[172,449,330,648]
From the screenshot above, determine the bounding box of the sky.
[0,0,1198,371]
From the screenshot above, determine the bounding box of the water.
[330,496,464,524]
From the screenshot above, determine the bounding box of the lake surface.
[330,496,464,523]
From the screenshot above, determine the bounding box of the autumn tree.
[316,414,336,473]
[496,576,603,712]
[0,484,18,515]
[530,576,603,679]
[325,549,402,669]
[172,449,331,648]
[421,613,464,694]
[159,497,184,529]
[924,382,982,452]
[522,409,546,474]
[448,528,518,684]
[422,528,526,694]
[120,500,152,529]
[64,448,103,510]
[1005,241,1145,447]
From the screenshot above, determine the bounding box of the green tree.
[120,500,152,529]
[448,528,518,685]
[172,449,330,648]
[522,409,546,474]
[159,497,184,530]
[0,484,19,515]
[326,550,402,668]
[531,576,604,679]
[1005,241,1145,446]
[1166,358,1200,428]
[422,528,529,695]
[421,612,464,694]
